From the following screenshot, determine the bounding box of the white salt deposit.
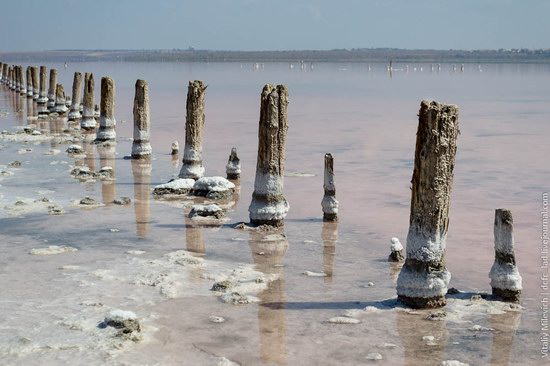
[193,176,235,192]
[365,353,383,361]
[327,317,360,324]
[302,271,327,277]
[390,237,403,251]
[30,246,78,255]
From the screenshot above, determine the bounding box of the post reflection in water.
[248,231,289,366]
[184,217,205,254]
[396,310,449,366]
[80,131,97,171]
[321,221,338,284]
[25,97,35,123]
[14,94,24,126]
[97,144,116,205]
[489,311,521,366]
[131,159,151,238]
[49,116,66,151]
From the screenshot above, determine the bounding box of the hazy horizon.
[1,0,548,52]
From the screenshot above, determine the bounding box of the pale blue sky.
[1,0,548,51]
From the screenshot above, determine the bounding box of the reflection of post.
[396,310,449,366]
[131,159,151,238]
[489,311,521,366]
[321,221,338,284]
[81,132,97,171]
[184,217,205,254]
[248,232,289,366]
[97,144,117,205]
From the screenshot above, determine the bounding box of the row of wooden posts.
[0,61,522,309]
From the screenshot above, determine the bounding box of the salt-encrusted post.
[0,62,3,83]
[31,66,39,100]
[47,68,57,110]
[81,72,96,130]
[178,80,206,179]
[396,100,459,309]
[19,66,27,96]
[68,72,82,121]
[131,79,152,159]
[26,66,33,97]
[388,237,405,262]
[54,84,68,114]
[489,209,522,302]
[96,76,116,142]
[38,66,48,104]
[248,84,290,227]
[226,147,241,180]
[321,153,338,221]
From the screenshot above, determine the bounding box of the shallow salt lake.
[0,61,548,365]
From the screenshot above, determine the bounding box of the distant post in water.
[31,66,39,100]
[47,68,58,110]
[248,84,289,227]
[68,72,82,121]
[96,76,116,142]
[489,209,522,303]
[53,84,68,114]
[321,153,338,221]
[226,147,241,180]
[396,100,460,309]
[26,66,33,97]
[131,79,152,159]
[81,72,96,130]
[37,66,48,104]
[179,80,206,179]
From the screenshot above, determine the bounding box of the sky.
[1,0,548,52]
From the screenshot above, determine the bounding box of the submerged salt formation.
[321,153,338,221]
[226,147,241,180]
[248,84,290,227]
[96,76,116,142]
[489,209,522,302]
[81,73,96,130]
[47,69,57,110]
[396,100,459,309]
[68,72,82,121]
[31,66,39,100]
[131,79,152,159]
[53,84,68,114]
[388,237,405,262]
[179,80,206,179]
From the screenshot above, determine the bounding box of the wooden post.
[248,84,289,227]
[68,72,82,120]
[321,153,338,221]
[81,72,96,130]
[54,84,68,114]
[226,147,241,180]
[131,79,152,159]
[31,66,39,100]
[396,100,459,309]
[179,80,206,179]
[96,76,116,142]
[489,209,522,302]
[47,68,57,110]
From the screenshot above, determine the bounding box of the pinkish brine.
[0,61,548,365]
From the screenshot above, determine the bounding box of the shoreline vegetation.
[1,48,550,63]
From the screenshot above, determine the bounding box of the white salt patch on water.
[327,317,360,324]
[441,361,470,366]
[285,172,315,177]
[208,316,226,323]
[29,245,77,255]
[214,356,240,366]
[366,352,383,361]
[126,250,146,255]
[302,271,327,277]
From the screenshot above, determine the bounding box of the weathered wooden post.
[321,153,338,221]
[396,100,459,309]
[489,209,522,302]
[47,68,57,110]
[96,76,116,142]
[226,147,241,180]
[37,66,48,103]
[26,66,33,97]
[81,72,96,130]
[0,62,3,83]
[53,84,68,114]
[68,72,82,121]
[248,84,289,227]
[179,80,206,179]
[31,66,39,100]
[131,79,152,159]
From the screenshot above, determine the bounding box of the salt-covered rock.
[66,144,84,154]
[192,176,235,199]
[152,178,195,196]
[388,237,404,262]
[189,204,225,219]
[30,245,77,255]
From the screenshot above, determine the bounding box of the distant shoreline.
[1,48,550,63]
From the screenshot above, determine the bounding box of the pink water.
[0,61,549,365]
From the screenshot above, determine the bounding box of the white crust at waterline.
[249,199,289,222]
[396,265,451,298]
[404,225,446,262]
[96,117,117,141]
[153,178,195,194]
[225,160,241,175]
[489,263,522,291]
[321,195,338,215]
